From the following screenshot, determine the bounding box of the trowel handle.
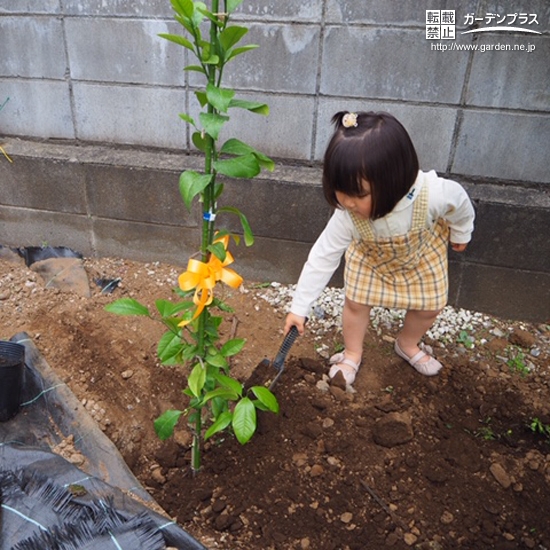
[273,325,300,370]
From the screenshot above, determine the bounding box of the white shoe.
[328,351,361,385]
[394,340,442,376]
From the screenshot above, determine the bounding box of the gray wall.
[1,1,549,322]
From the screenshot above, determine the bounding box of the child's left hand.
[450,242,468,252]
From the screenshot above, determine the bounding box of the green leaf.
[192,131,207,152]
[228,98,269,116]
[195,90,208,107]
[208,241,227,262]
[188,363,206,397]
[251,386,279,413]
[202,387,239,403]
[157,330,184,365]
[213,373,243,396]
[104,298,150,316]
[202,52,220,65]
[199,112,229,140]
[220,338,246,357]
[206,83,235,113]
[204,411,232,440]
[220,138,274,171]
[178,113,196,126]
[197,6,224,27]
[214,153,260,179]
[155,299,194,318]
[154,409,183,440]
[158,33,194,52]
[226,44,258,62]
[179,170,212,210]
[184,65,206,74]
[220,26,248,51]
[214,182,224,200]
[232,397,257,444]
[191,1,207,26]
[217,206,254,246]
[211,395,228,419]
[205,352,228,369]
[171,0,194,18]
[226,0,243,15]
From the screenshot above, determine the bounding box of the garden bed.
[1,252,549,549]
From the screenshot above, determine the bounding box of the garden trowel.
[244,325,300,391]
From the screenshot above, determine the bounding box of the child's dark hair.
[322,111,419,219]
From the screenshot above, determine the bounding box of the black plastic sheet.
[0,334,207,550]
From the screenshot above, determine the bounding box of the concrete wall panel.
[321,27,471,104]
[73,83,187,148]
[234,0,322,22]
[458,263,550,323]
[0,1,60,14]
[0,79,74,139]
[218,24,320,94]
[1,157,87,213]
[86,165,196,227]
[464,202,550,272]
[324,0,476,26]
[466,34,550,111]
[0,207,94,254]
[65,19,185,85]
[61,0,172,17]
[453,111,550,184]
[92,219,199,265]
[0,16,66,79]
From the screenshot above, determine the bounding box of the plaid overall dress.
[344,185,450,311]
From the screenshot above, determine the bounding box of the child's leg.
[329,297,371,383]
[395,309,442,375]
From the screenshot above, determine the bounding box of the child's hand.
[450,242,468,252]
[284,313,307,335]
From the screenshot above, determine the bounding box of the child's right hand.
[284,313,307,336]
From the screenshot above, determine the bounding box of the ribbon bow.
[178,235,243,326]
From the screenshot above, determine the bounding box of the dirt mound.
[0,254,549,549]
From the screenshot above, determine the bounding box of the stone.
[300,357,325,374]
[372,412,414,448]
[309,464,324,477]
[440,511,454,524]
[214,513,235,531]
[340,512,353,523]
[509,329,536,348]
[300,422,322,440]
[30,257,91,297]
[151,467,166,485]
[489,462,511,489]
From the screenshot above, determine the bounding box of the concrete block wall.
[0,0,549,322]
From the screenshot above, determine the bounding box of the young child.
[284,111,475,385]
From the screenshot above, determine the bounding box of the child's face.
[335,179,372,219]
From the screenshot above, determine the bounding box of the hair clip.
[342,112,358,128]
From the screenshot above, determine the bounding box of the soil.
[1,249,549,550]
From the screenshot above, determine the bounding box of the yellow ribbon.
[178,234,243,326]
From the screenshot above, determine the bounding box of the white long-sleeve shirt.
[290,170,475,317]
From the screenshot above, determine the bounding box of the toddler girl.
[284,111,475,385]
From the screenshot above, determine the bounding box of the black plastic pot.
[0,341,25,422]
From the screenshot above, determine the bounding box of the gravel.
[253,283,549,363]
[255,283,493,338]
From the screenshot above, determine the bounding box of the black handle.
[272,325,299,371]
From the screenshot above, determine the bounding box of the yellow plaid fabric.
[345,185,449,310]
